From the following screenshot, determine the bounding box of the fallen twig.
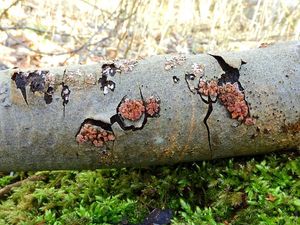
[0,174,47,198]
[0,0,22,20]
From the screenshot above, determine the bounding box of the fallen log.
[0,41,299,171]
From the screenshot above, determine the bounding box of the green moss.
[0,151,299,224]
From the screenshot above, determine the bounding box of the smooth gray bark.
[0,41,299,171]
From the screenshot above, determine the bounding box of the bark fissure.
[184,54,256,157]
[199,93,218,159]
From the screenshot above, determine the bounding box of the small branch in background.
[0,0,22,20]
[2,30,111,56]
[0,25,75,37]
[0,174,47,198]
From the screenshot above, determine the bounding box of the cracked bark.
[0,41,299,171]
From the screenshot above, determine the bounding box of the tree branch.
[0,41,299,171]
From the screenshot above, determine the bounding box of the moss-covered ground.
[0,150,299,224]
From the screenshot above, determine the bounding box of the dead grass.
[0,0,299,68]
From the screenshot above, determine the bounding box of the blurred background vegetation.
[0,0,299,224]
[0,0,299,68]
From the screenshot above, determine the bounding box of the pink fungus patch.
[146,97,160,116]
[195,77,255,125]
[119,99,145,121]
[198,79,219,97]
[76,123,115,147]
[218,82,249,121]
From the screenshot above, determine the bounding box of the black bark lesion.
[172,76,180,83]
[184,73,198,94]
[61,82,71,117]
[209,54,246,89]
[11,71,28,105]
[76,118,114,137]
[210,54,252,119]
[11,70,52,105]
[44,86,54,104]
[98,63,119,95]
